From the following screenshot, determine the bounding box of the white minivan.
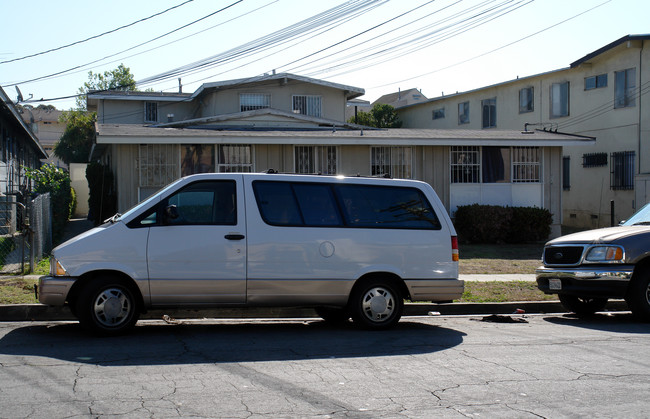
[38,172,462,334]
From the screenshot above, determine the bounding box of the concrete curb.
[0,300,630,322]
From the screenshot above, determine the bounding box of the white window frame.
[450,146,480,183]
[370,146,412,179]
[144,102,158,123]
[295,145,338,174]
[512,146,541,183]
[217,144,253,172]
[240,93,271,112]
[292,95,322,118]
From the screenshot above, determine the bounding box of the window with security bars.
[138,144,179,201]
[144,102,158,123]
[512,147,541,183]
[295,146,337,174]
[611,151,635,190]
[371,146,412,179]
[292,95,322,117]
[240,94,271,112]
[217,144,253,172]
[582,152,607,167]
[451,146,479,183]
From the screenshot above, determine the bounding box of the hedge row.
[453,204,552,244]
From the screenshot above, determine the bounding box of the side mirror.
[165,205,179,221]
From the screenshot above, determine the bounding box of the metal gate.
[0,199,28,274]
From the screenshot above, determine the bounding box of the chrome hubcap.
[361,287,395,322]
[93,288,131,327]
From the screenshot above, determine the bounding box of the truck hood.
[547,225,650,245]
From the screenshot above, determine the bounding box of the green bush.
[26,164,72,243]
[454,204,552,244]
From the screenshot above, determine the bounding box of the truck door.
[147,177,246,306]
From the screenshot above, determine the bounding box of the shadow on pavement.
[543,312,650,334]
[0,319,465,366]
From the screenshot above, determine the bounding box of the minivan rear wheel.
[75,276,140,335]
[350,279,403,329]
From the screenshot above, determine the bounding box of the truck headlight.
[50,258,69,276]
[585,246,624,263]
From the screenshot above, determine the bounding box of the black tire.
[559,294,608,316]
[349,278,403,329]
[625,270,650,321]
[75,276,140,335]
[315,307,350,324]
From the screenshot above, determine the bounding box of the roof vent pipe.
[178,78,182,94]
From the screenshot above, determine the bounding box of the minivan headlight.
[585,246,624,263]
[50,258,69,276]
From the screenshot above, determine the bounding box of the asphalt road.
[1,313,649,418]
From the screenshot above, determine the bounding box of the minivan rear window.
[253,181,441,229]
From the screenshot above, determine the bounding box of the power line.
[0,0,195,65]
[3,0,244,88]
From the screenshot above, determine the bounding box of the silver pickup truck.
[536,203,650,319]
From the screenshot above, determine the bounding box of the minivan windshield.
[622,202,650,226]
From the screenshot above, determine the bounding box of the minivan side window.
[128,180,236,227]
[253,181,440,229]
[335,185,441,229]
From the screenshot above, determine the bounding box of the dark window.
[165,181,236,225]
[458,102,469,124]
[481,98,496,128]
[585,74,607,90]
[335,185,441,229]
[615,68,636,108]
[144,102,158,123]
[611,151,635,190]
[582,152,607,167]
[563,156,570,191]
[129,180,236,228]
[181,145,215,176]
[433,108,445,120]
[519,87,534,113]
[253,182,303,226]
[253,181,440,229]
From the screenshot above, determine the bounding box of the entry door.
[147,177,246,306]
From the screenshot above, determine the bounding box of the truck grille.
[543,245,585,266]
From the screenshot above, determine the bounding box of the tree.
[347,103,402,128]
[75,63,137,110]
[55,64,137,164]
[55,110,95,164]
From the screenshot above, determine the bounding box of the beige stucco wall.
[201,81,347,121]
[98,100,196,124]
[398,39,649,228]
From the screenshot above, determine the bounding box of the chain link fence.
[0,193,52,274]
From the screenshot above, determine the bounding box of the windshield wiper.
[632,221,650,226]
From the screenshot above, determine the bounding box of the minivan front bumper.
[37,276,77,305]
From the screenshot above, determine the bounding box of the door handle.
[225,234,245,241]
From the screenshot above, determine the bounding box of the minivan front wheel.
[350,279,403,329]
[76,276,140,335]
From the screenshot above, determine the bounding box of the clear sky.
[1,0,648,110]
